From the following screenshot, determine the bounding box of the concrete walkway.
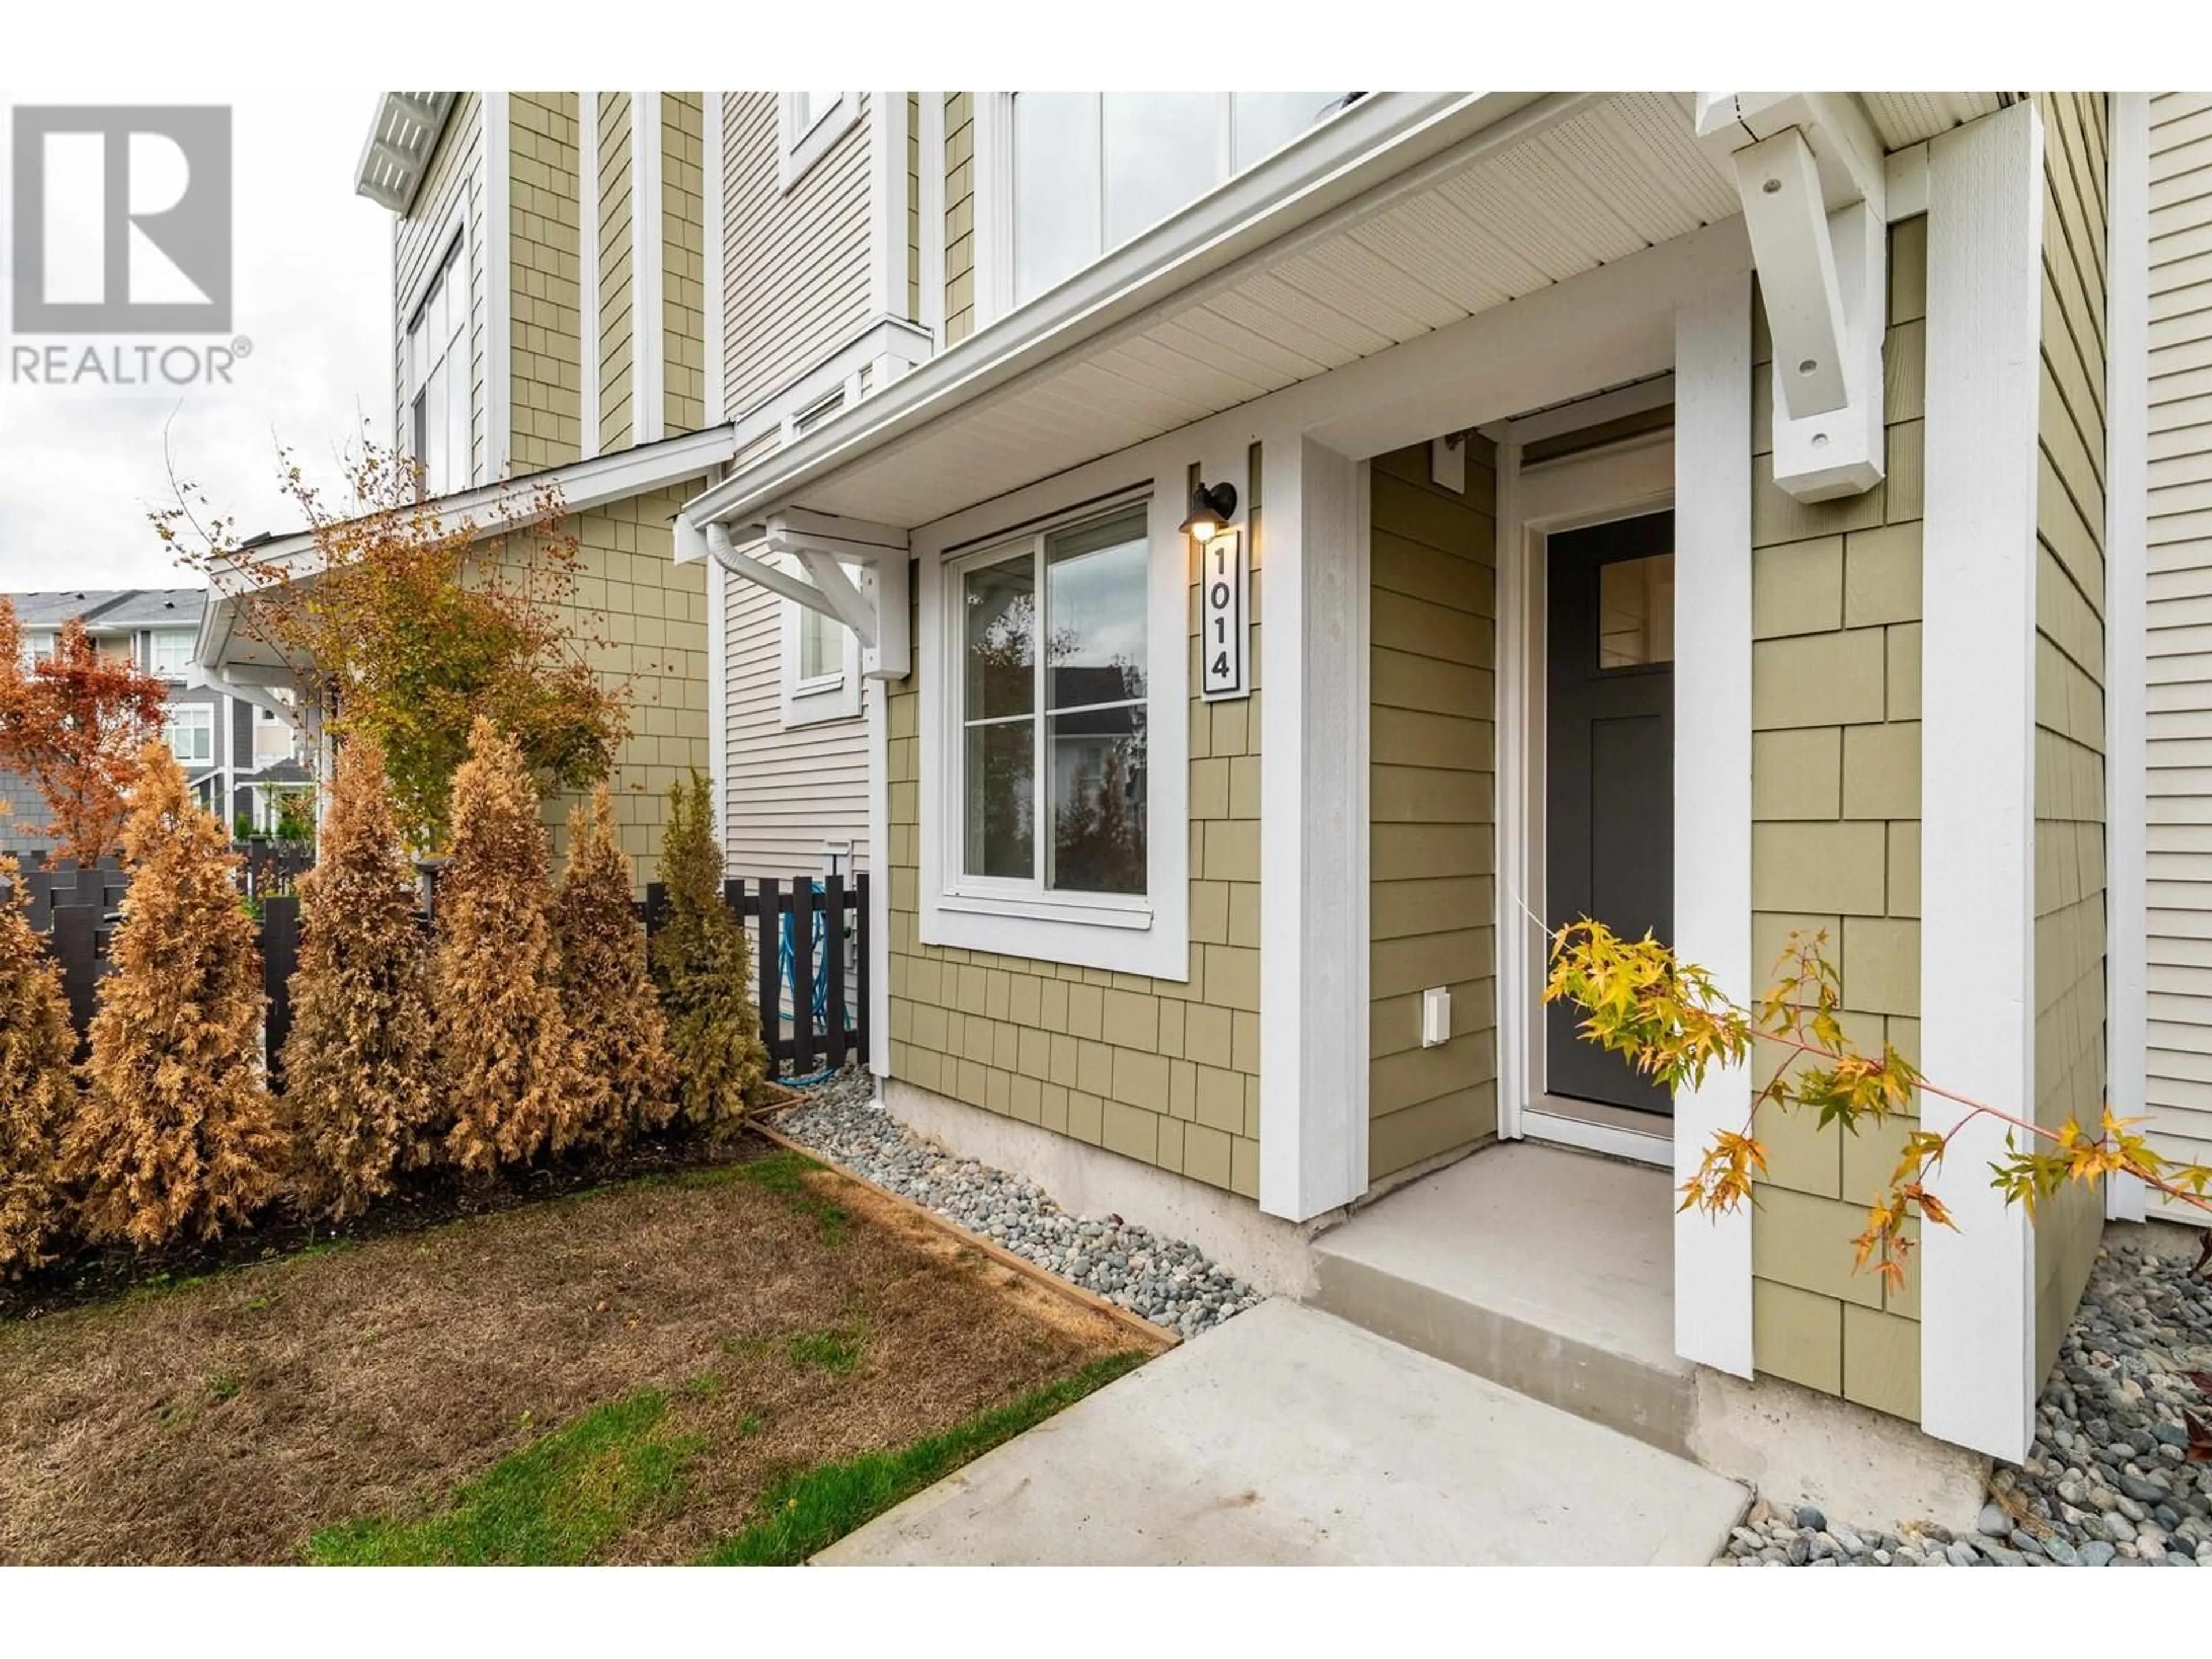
[816,1299,1748,1565]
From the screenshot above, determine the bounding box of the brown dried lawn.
[0,1149,1135,1564]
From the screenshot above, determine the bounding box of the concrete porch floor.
[1309,1141,1699,1456]
[815,1299,1748,1565]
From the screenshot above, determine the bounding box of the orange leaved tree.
[554,785,677,1150]
[0,835,75,1275]
[1546,919,2212,1289]
[0,603,171,865]
[280,738,439,1219]
[433,717,585,1175]
[156,439,627,853]
[62,743,287,1248]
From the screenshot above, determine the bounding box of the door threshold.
[1521,1108,1670,1168]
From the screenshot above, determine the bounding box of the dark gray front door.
[1544,511,1675,1118]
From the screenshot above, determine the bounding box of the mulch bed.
[0,1131,1138,1565]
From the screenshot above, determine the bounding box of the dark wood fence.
[21,853,863,1086]
[643,874,870,1080]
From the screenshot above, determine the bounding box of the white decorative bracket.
[1696,92,1888,502]
[703,508,912,681]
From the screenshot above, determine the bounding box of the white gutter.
[677,90,1572,543]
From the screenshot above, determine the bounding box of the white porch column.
[1672,271,1756,1378]
[1919,100,2043,1462]
[1259,434,1370,1221]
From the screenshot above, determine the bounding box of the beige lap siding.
[1367,441,1501,1181]
[885,501,1264,1197]
[519,482,711,892]
[1746,220,1929,1422]
[508,93,584,471]
[2032,92,2111,1375]
[597,93,636,455]
[2145,92,2212,1204]
[662,93,707,438]
[392,93,486,480]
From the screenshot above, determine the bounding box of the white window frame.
[780,552,864,728]
[916,478,1188,979]
[779,91,861,192]
[146,628,194,679]
[18,629,52,671]
[163,702,213,767]
[402,221,471,496]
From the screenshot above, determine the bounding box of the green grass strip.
[701,1350,1147,1567]
[306,1389,695,1565]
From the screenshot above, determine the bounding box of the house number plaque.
[1199,528,1247,700]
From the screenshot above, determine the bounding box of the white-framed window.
[917,482,1187,978]
[16,629,52,671]
[252,703,295,767]
[779,90,861,192]
[780,555,863,728]
[146,628,194,679]
[1007,92,1356,305]
[404,232,471,497]
[162,702,213,766]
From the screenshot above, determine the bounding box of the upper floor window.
[1011,92,1355,305]
[406,235,470,497]
[146,628,194,679]
[162,703,213,766]
[780,90,860,191]
[781,553,862,729]
[17,630,52,671]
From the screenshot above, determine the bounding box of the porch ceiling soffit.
[355,92,457,214]
[677,89,1772,540]
[194,425,740,679]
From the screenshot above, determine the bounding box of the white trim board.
[579,92,601,460]
[2106,92,2151,1226]
[1918,99,2043,1465]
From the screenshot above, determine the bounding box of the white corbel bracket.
[703,509,912,681]
[1696,92,1888,502]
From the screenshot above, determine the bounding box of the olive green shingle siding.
[662,93,707,437]
[944,93,975,345]
[885,491,1263,1195]
[2031,91,2111,1379]
[1747,218,1929,1421]
[507,93,583,471]
[597,92,636,454]
[1368,441,1500,1181]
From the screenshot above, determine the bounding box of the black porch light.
[1178,479,1239,539]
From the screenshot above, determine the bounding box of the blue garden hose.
[777,878,857,1041]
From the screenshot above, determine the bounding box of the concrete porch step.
[1309,1140,1703,1459]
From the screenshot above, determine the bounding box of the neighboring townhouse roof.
[9,588,206,635]
[195,423,738,679]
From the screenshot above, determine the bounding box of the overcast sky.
[0,92,389,593]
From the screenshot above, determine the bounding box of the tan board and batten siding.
[2145,92,2212,1216]
[393,93,486,484]
[1744,221,1929,1422]
[2031,92,2109,1373]
[1368,442,1501,1180]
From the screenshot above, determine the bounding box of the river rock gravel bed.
[774,1070,1264,1339]
[1721,1233,2212,1566]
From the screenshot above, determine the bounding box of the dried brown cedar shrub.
[433,717,584,1175]
[279,739,438,1219]
[0,842,74,1275]
[554,785,678,1150]
[651,770,768,1129]
[62,743,287,1249]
